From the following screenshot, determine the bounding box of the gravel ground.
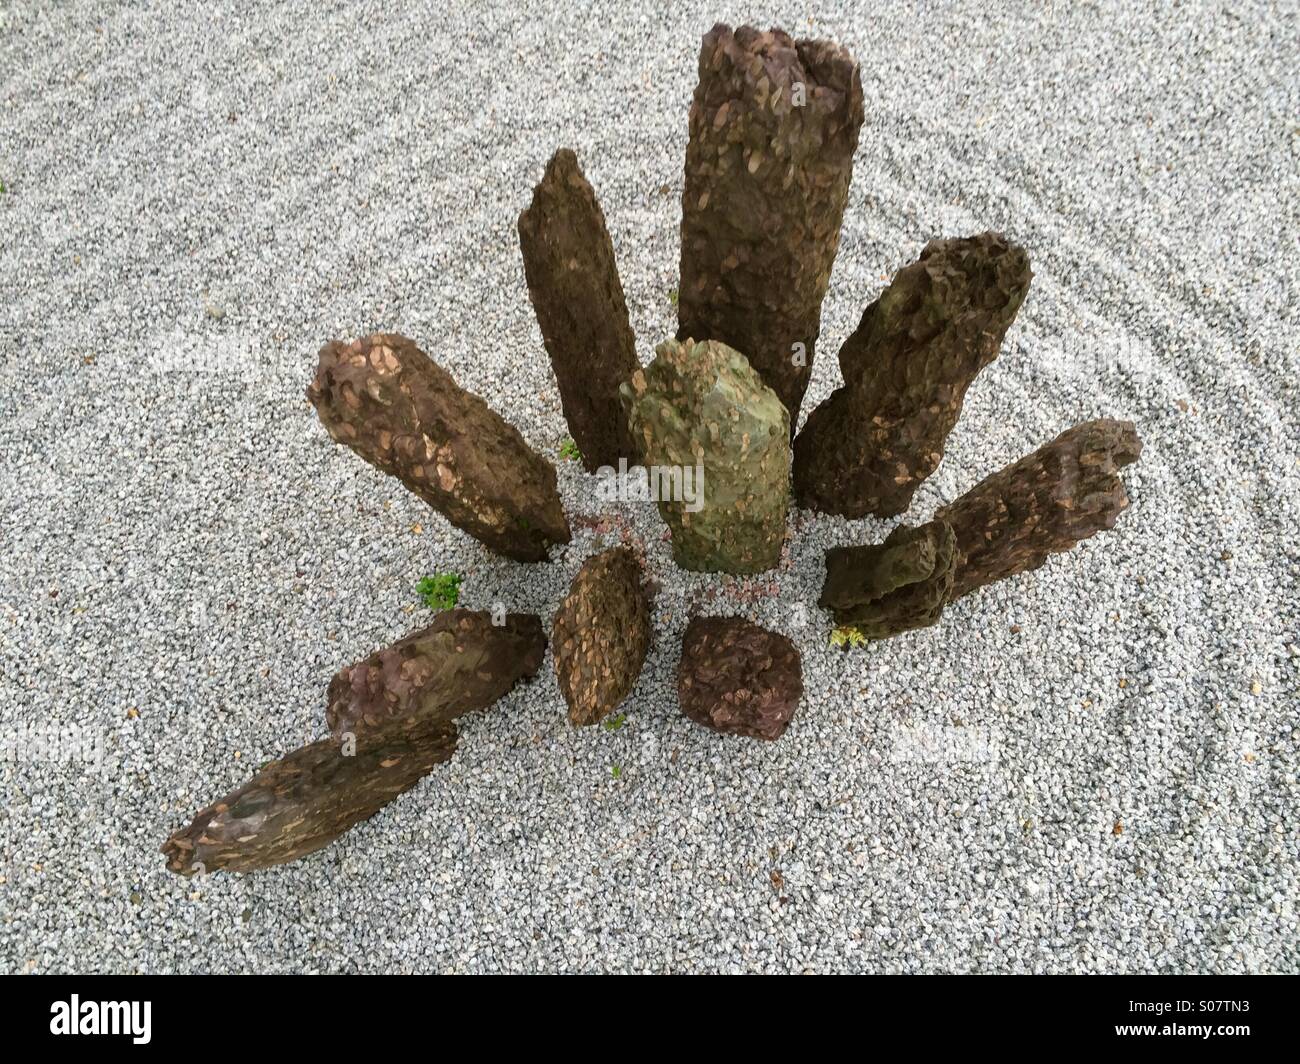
[1,0,1297,974]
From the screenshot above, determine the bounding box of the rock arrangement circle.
[162,22,1141,877]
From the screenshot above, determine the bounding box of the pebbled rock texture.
[326,609,547,739]
[939,418,1143,600]
[819,519,957,639]
[307,332,570,561]
[161,717,459,876]
[677,616,804,741]
[518,148,640,471]
[552,547,652,726]
[620,337,790,574]
[677,23,864,429]
[793,232,1032,517]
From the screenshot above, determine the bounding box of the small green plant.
[668,286,679,307]
[602,713,626,732]
[611,763,622,779]
[559,437,582,462]
[829,625,868,649]
[416,573,462,611]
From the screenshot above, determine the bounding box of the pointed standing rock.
[620,337,790,574]
[161,718,459,876]
[307,333,570,562]
[518,148,640,472]
[938,419,1143,600]
[678,23,864,427]
[678,616,804,741]
[819,519,957,639]
[552,547,651,726]
[327,610,547,739]
[794,233,1033,518]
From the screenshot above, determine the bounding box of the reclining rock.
[307,333,570,561]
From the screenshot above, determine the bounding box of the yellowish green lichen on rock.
[620,337,790,574]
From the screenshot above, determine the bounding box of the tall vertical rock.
[552,547,652,726]
[677,23,864,428]
[793,233,1032,517]
[938,418,1142,600]
[518,148,640,471]
[620,337,790,574]
[307,333,570,562]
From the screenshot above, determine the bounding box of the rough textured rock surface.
[819,519,957,639]
[677,23,864,428]
[793,233,1033,517]
[677,616,804,741]
[326,610,547,739]
[162,610,544,876]
[552,547,651,726]
[518,148,640,471]
[620,337,789,574]
[307,332,570,561]
[939,418,1143,600]
[161,718,458,876]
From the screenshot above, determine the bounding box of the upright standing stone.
[308,333,570,562]
[620,337,790,574]
[552,547,652,726]
[793,233,1032,517]
[518,148,640,471]
[678,23,864,428]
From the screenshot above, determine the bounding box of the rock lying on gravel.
[819,519,957,639]
[307,332,570,562]
[552,547,651,726]
[620,337,789,574]
[820,419,1142,642]
[794,233,1032,517]
[939,418,1143,600]
[161,718,459,877]
[678,616,804,741]
[162,610,546,875]
[677,22,864,428]
[327,610,547,738]
[518,148,640,472]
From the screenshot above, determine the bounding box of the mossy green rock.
[620,338,789,574]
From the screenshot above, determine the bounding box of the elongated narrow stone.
[620,337,789,574]
[307,333,570,562]
[161,719,459,876]
[327,610,547,739]
[819,519,957,639]
[793,233,1033,517]
[518,148,640,472]
[678,23,864,428]
[552,547,651,726]
[162,610,545,876]
[939,418,1142,599]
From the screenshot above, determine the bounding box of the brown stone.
[677,23,864,428]
[793,233,1032,517]
[552,547,651,726]
[307,333,570,562]
[518,148,640,472]
[677,616,804,741]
